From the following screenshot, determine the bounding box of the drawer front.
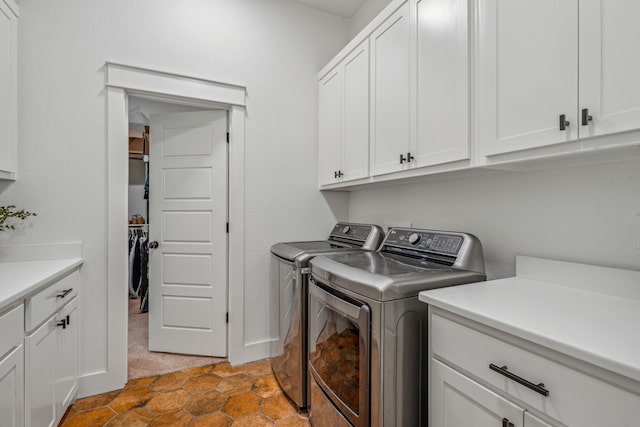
[26,270,79,331]
[0,304,24,360]
[431,313,640,426]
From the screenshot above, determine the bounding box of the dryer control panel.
[384,228,464,256]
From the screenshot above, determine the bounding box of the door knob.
[149,241,159,249]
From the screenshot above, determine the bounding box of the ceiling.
[291,0,367,18]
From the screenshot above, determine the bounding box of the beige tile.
[242,359,272,378]
[124,376,158,391]
[191,412,233,427]
[275,415,312,427]
[149,371,189,392]
[183,374,222,393]
[216,374,254,395]
[109,388,155,412]
[252,376,281,398]
[62,407,116,427]
[261,393,297,420]
[221,391,262,418]
[105,408,153,427]
[232,413,275,427]
[145,389,191,414]
[74,390,121,411]
[212,362,244,377]
[148,410,193,427]
[183,365,213,377]
[183,390,227,416]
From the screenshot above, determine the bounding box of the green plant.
[0,205,37,231]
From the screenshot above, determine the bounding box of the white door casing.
[478,0,579,156]
[148,110,228,357]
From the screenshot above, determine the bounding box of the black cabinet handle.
[407,152,414,163]
[57,319,67,329]
[334,171,338,178]
[66,315,71,326]
[502,418,514,427]
[490,364,549,396]
[337,170,343,178]
[559,114,570,131]
[56,288,73,299]
[581,108,593,126]
[400,154,407,164]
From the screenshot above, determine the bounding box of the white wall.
[348,159,640,278]
[349,0,393,38]
[0,0,349,390]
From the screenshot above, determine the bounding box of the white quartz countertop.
[0,258,83,310]
[419,258,640,383]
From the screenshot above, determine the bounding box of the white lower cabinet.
[25,318,57,427]
[429,311,640,427]
[0,344,24,427]
[25,273,80,427]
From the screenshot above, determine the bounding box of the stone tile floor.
[59,359,311,426]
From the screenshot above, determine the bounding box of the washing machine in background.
[308,227,486,427]
[270,223,384,410]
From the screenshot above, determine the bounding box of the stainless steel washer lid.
[310,251,486,301]
[271,240,353,267]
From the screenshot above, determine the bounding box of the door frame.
[84,63,247,397]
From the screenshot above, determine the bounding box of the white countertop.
[419,256,640,383]
[0,258,83,310]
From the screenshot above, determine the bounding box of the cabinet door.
[319,68,343,185]
[431,359,523,427]
[370,2,411,176]
[0,345,24,427]
[25,317,57,427]
[342,40,370,182]
[579,0,640,139]
[478,0,579,156]
[414,0,470,167]
[56,298,79,418]
[0,0,18,179]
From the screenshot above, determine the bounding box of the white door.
[430,359,523,427]
[414,0,470,167]
[318,68,343,185]
[370,2,411,176]
[579,0,640,139]
[478,0,579,156]
[342,39,370,181]
[149,110,228,356]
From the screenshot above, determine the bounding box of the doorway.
[96,63,248,397]
[126,98,227,380]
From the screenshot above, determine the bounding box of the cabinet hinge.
[226,132,230,143]
[226,312,229,323]
[226,222,229,233]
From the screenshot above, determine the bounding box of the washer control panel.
[330,223,375,242]
[385,228,464,256]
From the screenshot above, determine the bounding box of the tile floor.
[59,359,310,426]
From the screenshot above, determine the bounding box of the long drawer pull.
[489,364,549,396]
[56,288,73,298]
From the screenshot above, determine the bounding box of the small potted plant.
[0,205,37,231]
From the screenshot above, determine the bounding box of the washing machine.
[308,227,486,427]
[270,222,384,409]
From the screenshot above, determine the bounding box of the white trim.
[85,63,248,396]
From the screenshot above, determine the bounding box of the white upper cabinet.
[342,42,370,182]
[318,39,370,186]
[478,0,579,156]
[370,2,411,176]
[318,69,343,186]
[579,0,640,139]
[414,0,470,167]
[0,0,18,180]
